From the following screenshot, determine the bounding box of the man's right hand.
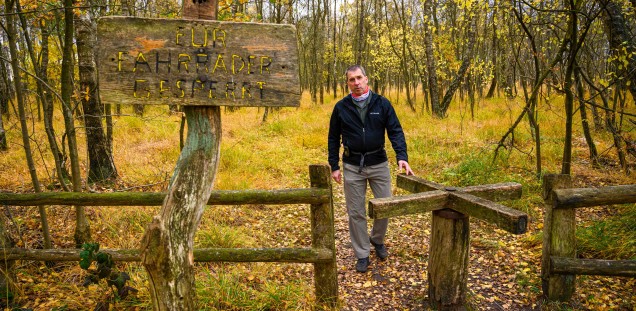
[331,170,342,184]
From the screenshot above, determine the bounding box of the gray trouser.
[343,161,391,259]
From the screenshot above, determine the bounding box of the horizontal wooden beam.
[551,256,636,277]
[396,174,522,201]
[369,190,448,219]
[446,191,528,234]
[0,188,330,207]
[396,174,446,193]
[553,184,636,209]
[0,247,333,263]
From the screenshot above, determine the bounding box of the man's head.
[345,65,369,97]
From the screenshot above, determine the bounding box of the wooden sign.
[96,16,300,107]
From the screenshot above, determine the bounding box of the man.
[328,65,414,273]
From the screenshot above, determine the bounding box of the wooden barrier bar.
[0,247,333,263]
[552,184,636,209]
[0,188,330,206]
[551,257,636,278]
[397,175,523,202]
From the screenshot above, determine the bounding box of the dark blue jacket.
[328,92,408,171]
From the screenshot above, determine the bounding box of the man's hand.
[398,160,414,175]
[331,170,342,184]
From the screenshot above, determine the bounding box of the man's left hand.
[398,160,414,175]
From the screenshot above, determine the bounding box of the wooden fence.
[541,174,636,302]
[0,164,338,308]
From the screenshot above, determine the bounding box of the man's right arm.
[327,105,342,172]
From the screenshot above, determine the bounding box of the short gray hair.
[345,65,366,78]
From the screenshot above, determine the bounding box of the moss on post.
[309,164,338,308]
[541,174,575,301]
[428,208,469,310]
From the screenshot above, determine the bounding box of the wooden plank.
[396,174,446,193]
[551,257,636,278]
[553,184,636,209]
[97,16,300,107]
[446,191,528,234]
[0,188,330,206]
[396,174,522,201]
[369,190,448,219]
[0,247,333,263]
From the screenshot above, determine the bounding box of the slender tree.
[75,9,118,184]
[4,0,52,248]
[60,0,91,245]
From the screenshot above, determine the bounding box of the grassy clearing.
[1,90,635,310]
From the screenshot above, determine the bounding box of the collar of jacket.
[346,91,378,108]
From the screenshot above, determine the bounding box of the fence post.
[428,208,470,309]
[309,164,338,309]
[0,211,15,305]
[541,174,575,301]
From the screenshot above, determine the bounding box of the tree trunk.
[75,11,118,184]
[141,106,221,310]
[0,108,6,150]
[561,1,578,175]
[574,66,600,168]
[40,19,71,191]
[599,0,636,101]
[5,0,52,249]
[61,0,91,246]
[424,0,440,116]
[438,14,477,118]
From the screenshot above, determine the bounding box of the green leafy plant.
[79,243,138,310]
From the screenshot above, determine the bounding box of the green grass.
[197,264,312,310]
[576,204,636,260]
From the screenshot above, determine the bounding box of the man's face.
[346,68,369,96]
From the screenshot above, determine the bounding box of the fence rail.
[542,174,636,302]
[0,188,330,206]
[0,164,338,308]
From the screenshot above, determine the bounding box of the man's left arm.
[385,103,414,175]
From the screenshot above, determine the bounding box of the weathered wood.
[96,17,300,107]
[0,214,15,301]
[369,190,448,219]
[551,257,636,278]
[541,174,575,302]
[0,247,333,263]
[140,106,221,310]
[0,188,330,206]
[428,209,469,310]
[371,182,526,234]
[553,184,636,209]
[446,191,527,234]
[397,174,522,201]
[309,164,338,307]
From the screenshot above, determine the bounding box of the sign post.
[97,3,300,309]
